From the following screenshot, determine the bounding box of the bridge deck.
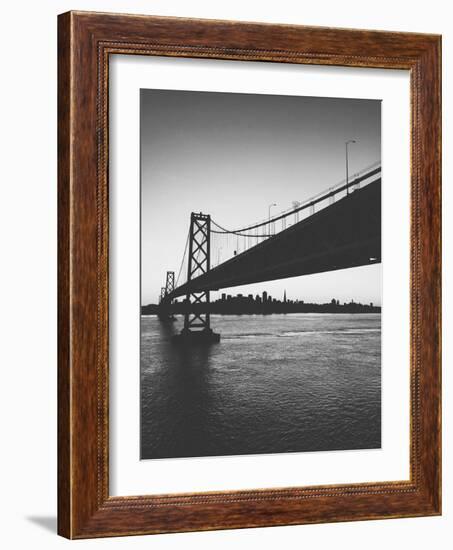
[166,178,381,301]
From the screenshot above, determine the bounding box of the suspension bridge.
[157,162,381,343]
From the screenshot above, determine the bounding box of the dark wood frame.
[58,10,441,539]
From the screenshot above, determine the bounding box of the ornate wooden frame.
[58,11,441,539]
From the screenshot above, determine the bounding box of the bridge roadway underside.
[167,179,381,301]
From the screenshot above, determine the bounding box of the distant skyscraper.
[262,291,268,303]
[284,290,287,303]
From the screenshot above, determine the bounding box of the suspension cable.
[211,219,273,237]
[211,163,381,235]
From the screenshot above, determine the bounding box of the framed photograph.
[58,11,441,538]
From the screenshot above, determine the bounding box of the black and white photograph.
[140,88,382,460]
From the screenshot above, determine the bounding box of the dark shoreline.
[142,304,381,316]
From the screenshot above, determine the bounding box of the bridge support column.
[158,273,176,322]
[175,212,220,344]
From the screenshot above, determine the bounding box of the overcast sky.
[141,89,381,306]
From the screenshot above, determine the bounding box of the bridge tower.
[158,277,177,321]
[176,212,220,343]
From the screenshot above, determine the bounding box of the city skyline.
[142,287,380,316]
[149,287,379,308]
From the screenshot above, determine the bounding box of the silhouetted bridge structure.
[157,163,381,343]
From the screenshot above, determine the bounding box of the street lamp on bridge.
[345,139,356,196]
